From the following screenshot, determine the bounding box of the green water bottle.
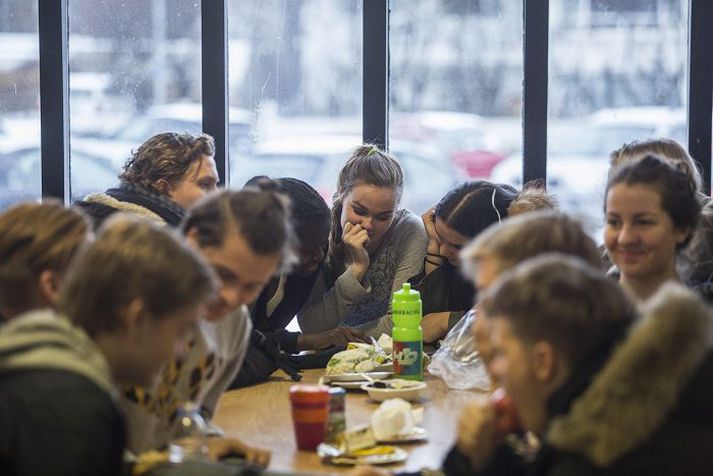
[392,282,423,381]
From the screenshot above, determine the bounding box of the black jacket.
[0,369,126,476]
[0,311,126,476]
[409,262,476,331]
[230,271,320,388]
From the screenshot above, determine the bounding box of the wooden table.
[214,369,484,474]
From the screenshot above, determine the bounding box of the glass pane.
[0,2,41,210]
[228,0,363,189]
[544,0,688,238]
[390,0,523,215]
[69,0,202,202]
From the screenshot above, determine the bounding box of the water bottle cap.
[393,282,421,302]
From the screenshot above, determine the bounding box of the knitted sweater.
[297,209,428,338]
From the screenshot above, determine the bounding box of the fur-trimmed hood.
[81,191,165,223]
[547,282,713,467]
[75,182,185,228]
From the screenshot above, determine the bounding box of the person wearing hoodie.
[75,131,219,228]
[0,201,90,322]
[0,215,216,476]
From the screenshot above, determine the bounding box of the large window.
[550,0,688,237]
[0,1,40,210]
[228,0,363,192]
[0,0,710,225]
[68,0,202,199]
[389,0,523,214]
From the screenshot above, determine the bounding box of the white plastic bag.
[427,309,491,390]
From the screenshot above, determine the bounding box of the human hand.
[456,399,502,470]
[299,327,369,350]
[422,312,451,343]
[421,206,441,247]
[206,437,271,467]
[343,222,371,280]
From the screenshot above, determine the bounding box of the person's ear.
[154,179,172,196]
[532,341,557,383]
[37,270,61,307]
[120,298,147,335]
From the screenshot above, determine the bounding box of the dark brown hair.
[606,155,701,249]
[0,201,89,315]
[434,180,555,240]
[609,138,702,193]
[181,189,297,273]
[59,215,216,337]
[119,132,215,194]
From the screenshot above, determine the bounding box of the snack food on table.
[326,344,386,375]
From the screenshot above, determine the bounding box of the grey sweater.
[297,209,428,338]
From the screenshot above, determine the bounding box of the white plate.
[376,426,428,444]
[317,443,408,466]
[329,380,371,390]
[362,380,427,402]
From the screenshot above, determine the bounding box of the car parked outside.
[390,111,506,179]
[231,134,463,214]
[72,102,253,170]
[0,140,117,210]
[490,106,687,237]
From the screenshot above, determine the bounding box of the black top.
[0,369,126,476]
[409,261,476,332]
[250,270,320,354]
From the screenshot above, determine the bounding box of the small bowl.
[361,379,427,402]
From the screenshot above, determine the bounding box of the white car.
[231,134,464,214]
[0,138,116,210]
[72,102,253,170]
[490,106,686,236]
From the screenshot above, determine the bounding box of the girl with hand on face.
[604,155,701,302]
[297,145,428,338]
[412,181,555,343]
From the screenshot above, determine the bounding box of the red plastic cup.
[289,384,330,451]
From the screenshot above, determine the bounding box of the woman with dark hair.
[412,180,555,342]
[604,155,701,302]
[231,177,366,388]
